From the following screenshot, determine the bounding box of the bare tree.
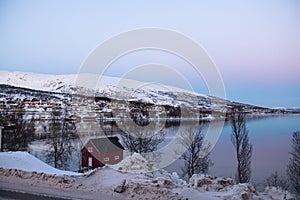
[0,110,7,126]
[47,110,77,169]
[1,108,34,151]
[231,111,252,183]
[0,110,7,151]
[178,125,213,178]
[116,101,167,156]
[287,131,300,196]
[265,171,288,190]
[120,120,165,155]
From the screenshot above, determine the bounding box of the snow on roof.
[0,151,80,176]
[91,137,124,153]
[81,136,124,152]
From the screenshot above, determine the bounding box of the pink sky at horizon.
[0,0,299,107]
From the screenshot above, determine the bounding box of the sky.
[0,0,299,107]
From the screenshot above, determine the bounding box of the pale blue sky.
[0,0,299,107]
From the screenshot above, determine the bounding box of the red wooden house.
[81,136,124,169]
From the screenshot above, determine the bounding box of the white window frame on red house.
[114,155,119,160]
[104,157,109,162]
[88,157,92,167]
[88,147,93,153]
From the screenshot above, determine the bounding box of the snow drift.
[0,151,80,176]
[0,152,296,200]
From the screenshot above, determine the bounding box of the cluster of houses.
[0,97,70,111]
[0,96,173,123]
[0,96,130,169]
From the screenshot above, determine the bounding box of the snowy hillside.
[0,70,211,110]
[0,70,196,94]
[0,70,271,112]
[0,70,124,94]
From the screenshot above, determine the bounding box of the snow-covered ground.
[109,153,155,173]
[0,151,80,176]
[0,151,296,199]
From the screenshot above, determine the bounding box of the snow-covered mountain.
[0,70,196,94]
[0,70,110,94]
[0,70,271,112]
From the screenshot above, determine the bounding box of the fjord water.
[207,114,300,188]
[163,114,300,189]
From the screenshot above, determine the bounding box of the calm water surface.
[210,114,300,186]
[162,114,300,189]
[167,114,300,188]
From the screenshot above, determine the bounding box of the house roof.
[90,137,124,153]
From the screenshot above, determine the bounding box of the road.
[0,190,71,200]
[0,189,71,200]
[0,178,127,200]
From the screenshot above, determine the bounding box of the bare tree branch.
[287,131,300,196]
[231,110,252,183]
[177,125,213,178]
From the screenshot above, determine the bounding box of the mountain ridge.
[0,70,282,114]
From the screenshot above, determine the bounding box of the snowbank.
[109,153,154,173]
[0,152,288,200]
[189,174,259,200]
[264,186,296,200]
[108,154,260,199]
[0,151,80,176]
